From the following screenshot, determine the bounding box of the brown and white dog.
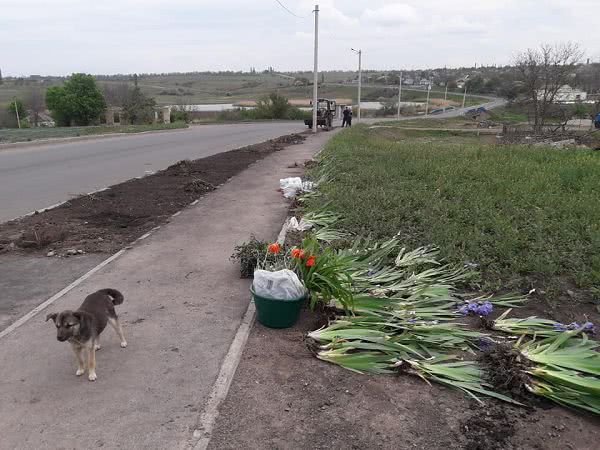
[46,288,127,381]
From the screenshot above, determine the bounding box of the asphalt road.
[0,122,304,222]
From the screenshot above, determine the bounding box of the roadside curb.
[189,219,290,450]
[0,125,190,151]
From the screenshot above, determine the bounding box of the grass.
[0,122,188,144]
[307,126,600,299]
[488,105,529,124]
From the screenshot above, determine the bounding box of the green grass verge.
[0,122,188,144]
[308,126,600,299]
[488,105,528,124]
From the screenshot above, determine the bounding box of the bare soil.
[208,308,600,450]
[0,133,305,256]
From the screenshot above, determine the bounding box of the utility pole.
[425,83,431,116]
[444,83,448,101]
[14,99,21,129]
[312,4,319,134]
[397,72,402,119]
[351,48,362,121]
[461,75,470,109]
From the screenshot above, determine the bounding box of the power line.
[273,0,310,19]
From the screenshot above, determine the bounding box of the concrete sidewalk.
[0,131,333,449]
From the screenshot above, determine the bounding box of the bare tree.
[102,82,131,107]
[25,86,46,127]
[514,42,584,132]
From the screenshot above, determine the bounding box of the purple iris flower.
[457,301,493,316]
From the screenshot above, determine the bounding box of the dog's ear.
[45,312,58,323]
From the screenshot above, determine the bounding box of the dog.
[46,288,127,381]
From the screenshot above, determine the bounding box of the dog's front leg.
[87,345,97,381]
[71,344,85,376]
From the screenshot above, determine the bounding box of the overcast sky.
[1,0,599,76]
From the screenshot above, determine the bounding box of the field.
[0,122,187,144]
[307,126,600,315]
[0,72,487,108]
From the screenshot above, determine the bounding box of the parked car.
[430,108,444,115]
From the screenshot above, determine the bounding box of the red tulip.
[267,243,280,254]
[305,256,316,267]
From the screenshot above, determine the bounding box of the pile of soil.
[0,134,305,256]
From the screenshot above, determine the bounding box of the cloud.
[362,4,417,26]
[0,0,598,74]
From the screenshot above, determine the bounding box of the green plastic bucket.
[251,287,306,329]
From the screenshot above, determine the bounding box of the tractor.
[304,98,337,130]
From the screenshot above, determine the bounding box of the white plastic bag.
[279,177,314,199]
[253,269,306,300]
[288,216,313,232]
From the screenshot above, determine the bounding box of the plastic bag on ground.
[253,269,306,300]
[288,216,313,232]
[279,177,314,199]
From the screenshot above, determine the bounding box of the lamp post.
[397,72,402,119]
[425,83,431,116]
[462,74,470,109]
[311,5,319,134]
[351,48,362,122]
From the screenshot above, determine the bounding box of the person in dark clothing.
[342,107,351,127]
[346,108,352,127]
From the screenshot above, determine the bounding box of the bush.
[170,106,191,123]
[2,99,27,128]
[218,93,307,121]
[121,87,156,125]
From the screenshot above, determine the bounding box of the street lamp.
[351,48,362,122]
[462,74,470,109]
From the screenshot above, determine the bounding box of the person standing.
[347,107,353,127]
[342,106,350,127]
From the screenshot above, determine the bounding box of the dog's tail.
[97,288,124,305]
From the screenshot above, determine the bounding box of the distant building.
[419,79,431,86]
[403,78,415,86]
[537,85,588,103]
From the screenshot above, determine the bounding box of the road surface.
[0,122,304,222]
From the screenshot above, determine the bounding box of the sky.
[1,0,599,76]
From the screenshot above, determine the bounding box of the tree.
[0,68,3,85]
[25,87,46,127]
[102,82,131,107]
[5,99,26,127]
[121,87,156,124]
[514,42,583,132]
[46,73,106,126]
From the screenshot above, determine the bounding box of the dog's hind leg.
[94,336,101,351]
[87,345,97,381]
[108,317,127,348]
[71,344,85,376]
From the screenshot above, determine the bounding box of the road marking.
[0,249,125,340]
[0,199,201,340]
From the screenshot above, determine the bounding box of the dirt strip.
[0,133,305,256]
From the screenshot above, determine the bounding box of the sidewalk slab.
[0,131,333,450]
